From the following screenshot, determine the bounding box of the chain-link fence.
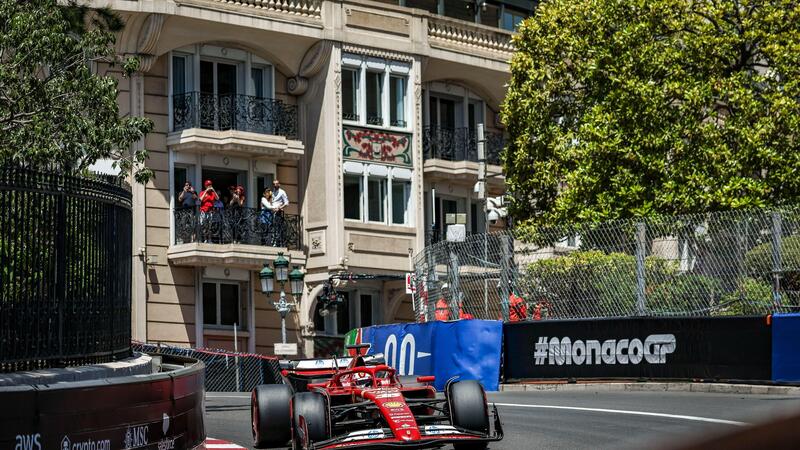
[133,342,282,392]
[413,208,800,322]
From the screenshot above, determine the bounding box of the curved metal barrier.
[0,354,205,450]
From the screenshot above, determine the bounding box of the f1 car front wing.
[307,403,504,450]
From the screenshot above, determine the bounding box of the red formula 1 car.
[251,346,502,449]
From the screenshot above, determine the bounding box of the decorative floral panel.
[342,127,412,167]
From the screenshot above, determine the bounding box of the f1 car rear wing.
[280,353,386,371]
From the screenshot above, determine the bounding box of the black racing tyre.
[448,380,490,450]
[292,392,330,449]
[251,384,292,448]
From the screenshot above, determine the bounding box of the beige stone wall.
[143,55,197,346]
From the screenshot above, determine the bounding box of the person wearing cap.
[434,284,451,321]
[198,180,218,242]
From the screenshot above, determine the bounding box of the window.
[391,180,410,225]
[203,281,245,328]
[390,75,406,127]
[343,68,359,121]
[172,55,189,95]
[366,72,383,125]
[343,174,362,220]
[501,10,526,31]
[343,164,412,226]
[367,177,387,222]
[171,45,276,133]
[251,66,273,99]
[342,54,409,128]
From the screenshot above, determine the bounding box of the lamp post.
[259,252,305,345]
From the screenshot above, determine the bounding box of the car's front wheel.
[448,380,490,450]
[292,392,330,449]
[251,384,292,448]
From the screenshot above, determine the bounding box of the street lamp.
[259,252,305,346]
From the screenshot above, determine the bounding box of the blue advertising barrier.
[359,320,503,391]
[772,313,800,382]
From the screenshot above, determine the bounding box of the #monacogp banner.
[346,320,503,391]
[503,316,772,381]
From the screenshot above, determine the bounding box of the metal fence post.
[635,222,647,315]
[55,182,67,363]
[771,211,783,308]
[448,249,461,319]
[500,233,511,322]
[425,248,436,322]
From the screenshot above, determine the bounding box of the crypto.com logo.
[533,334,676,366]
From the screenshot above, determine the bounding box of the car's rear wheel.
[251,384,292,448]
[448,380,490,450]
[292,392,330,449]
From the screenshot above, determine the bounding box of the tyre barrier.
[0,353,205,450]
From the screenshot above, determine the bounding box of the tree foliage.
[0,0,153,182]
[501,0,800,229]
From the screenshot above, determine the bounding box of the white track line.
[206,394,746,426]
[494,403,748,426]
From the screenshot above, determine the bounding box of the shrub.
[745,235,800,288]
[717,278,775,316]
[522,250,676,318]
[648,274,723,315]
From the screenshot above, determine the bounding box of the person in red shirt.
[198,179,218,242]
[199,179,218,212]
[508,293,527,322]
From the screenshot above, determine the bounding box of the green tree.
[502,0,800,229]
[0,0,153,182]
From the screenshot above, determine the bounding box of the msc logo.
[533,334,676,366]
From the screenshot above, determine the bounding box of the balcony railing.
[422,126,504,165]
[174,207,302,250]
[427,15,516,55]
[172,92,298,140]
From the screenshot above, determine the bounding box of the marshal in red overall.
[251,345,503,449]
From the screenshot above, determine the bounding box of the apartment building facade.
[100,0,522,357]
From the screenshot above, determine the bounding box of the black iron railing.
[422,126,504,165]
[0,167,132,372]
[172,92,298,139]
[174,207,302,250]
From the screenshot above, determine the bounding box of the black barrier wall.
[0,354,205,450]
[504,317,772,381]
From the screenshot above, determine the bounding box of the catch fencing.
[133,342,282,392]
[413,208,800,322]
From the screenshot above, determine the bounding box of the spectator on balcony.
[271,179,289,212]
[199,180,218,242]
[260,188,275,245]
[178,181,198,208]
[271,179,289,246]
[228,185,246,243]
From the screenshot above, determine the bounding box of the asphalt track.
[205,389,800,449]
